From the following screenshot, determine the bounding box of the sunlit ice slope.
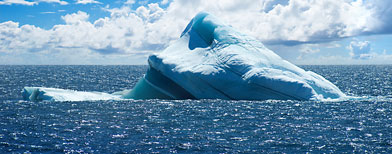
[22,12,346,101]
[125,12,346,101]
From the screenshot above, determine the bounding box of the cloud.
[123,0,380,46]
[297,44,320,59]
[0,0,36,5]
[150,0,391,45]
[0,21,51,54]
[76,0,102,5]
[41,11,56,14]
[261,0,289,12]
[1,0,390,45]
[325,42,341,49]
[364,0,392,34]
[293,54,392,65]
[0,0,68,5]
[160,0,169,5]
[61,11,89,24]
[124,0,135,5]
[0,7,164,57]
[1,0,392,65]
[38,0,68,5]
[348,40,372,59]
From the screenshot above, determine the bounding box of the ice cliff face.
[131,12,345,100]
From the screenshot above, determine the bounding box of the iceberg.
[123,12,346,100]
[22,87,122,101]
[21,12,346,101]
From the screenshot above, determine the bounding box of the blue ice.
[22,12,346,101]
[125,12,346,100]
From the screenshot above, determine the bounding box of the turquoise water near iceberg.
[1,65,392,153]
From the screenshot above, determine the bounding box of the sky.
[1,0,392,65]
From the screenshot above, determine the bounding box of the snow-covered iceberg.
[123,12,346,100]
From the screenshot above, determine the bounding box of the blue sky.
[1,0,392,65]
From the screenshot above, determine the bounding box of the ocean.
[1,65,391,153]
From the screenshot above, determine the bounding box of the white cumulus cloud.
[61,11,90,24]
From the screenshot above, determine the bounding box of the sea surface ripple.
[0,65,392,153]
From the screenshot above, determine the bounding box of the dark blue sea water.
[1,65,392,153]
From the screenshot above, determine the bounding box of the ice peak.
[181,12,222,49]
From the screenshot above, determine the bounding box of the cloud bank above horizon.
[1,0,392,64]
